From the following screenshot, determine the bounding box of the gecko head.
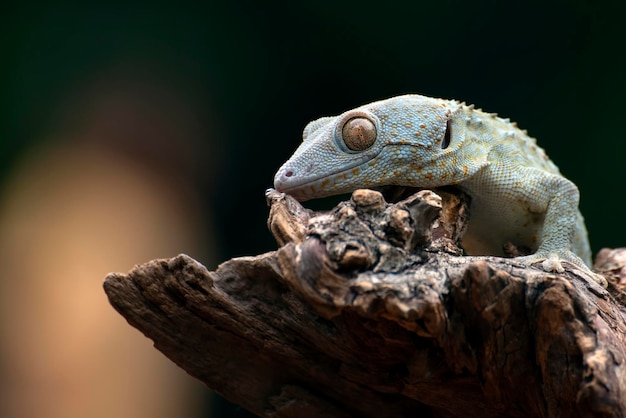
[274,95,458,201]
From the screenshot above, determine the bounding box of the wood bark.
[103,188,626,418]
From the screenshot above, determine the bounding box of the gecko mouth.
[274,154,374,199]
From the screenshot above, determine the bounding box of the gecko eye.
[341,117,377,151]
[441,119,451,149]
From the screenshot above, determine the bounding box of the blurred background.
[0,0,624,417]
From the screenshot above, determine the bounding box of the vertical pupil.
[342,117,376,151]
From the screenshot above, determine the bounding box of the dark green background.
[2,0,624,416]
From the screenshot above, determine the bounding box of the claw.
[541,253,565,273]
[516,251,607,288]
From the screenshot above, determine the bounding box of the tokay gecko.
[273,94,606,285]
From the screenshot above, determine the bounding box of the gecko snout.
[273,166,296,192]
[274,158,318,191]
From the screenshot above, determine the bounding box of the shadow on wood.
[104,188,626,417]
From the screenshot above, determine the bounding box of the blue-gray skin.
[274,94,606,285]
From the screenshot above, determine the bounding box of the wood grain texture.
[104,189,626,417]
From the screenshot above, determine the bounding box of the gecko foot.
[515,251,608,288]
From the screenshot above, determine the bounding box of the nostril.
[285,170,294,178]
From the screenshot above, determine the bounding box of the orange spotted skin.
[274,94,603,284]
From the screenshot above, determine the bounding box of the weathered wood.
[104,188,626,418]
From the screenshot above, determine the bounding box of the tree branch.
[103,188,626,417]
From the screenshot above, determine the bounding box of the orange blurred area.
[0,73,214,418]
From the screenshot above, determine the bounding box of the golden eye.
[341,117,377,151]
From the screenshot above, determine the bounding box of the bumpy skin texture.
[274,94,603,282]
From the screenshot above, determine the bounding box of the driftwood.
[103,188,626,418]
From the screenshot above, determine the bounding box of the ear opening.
[441,119,452,149]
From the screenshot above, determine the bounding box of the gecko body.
[274,94,602,282]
